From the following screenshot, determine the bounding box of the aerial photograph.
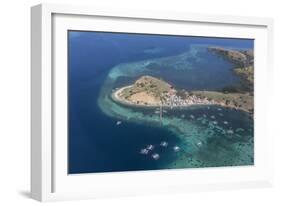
[68,31,254,174]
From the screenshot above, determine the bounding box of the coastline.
[208,46,254,91]
[95,45,254,170]
[111,86,251,113]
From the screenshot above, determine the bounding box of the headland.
[112,75,253,113]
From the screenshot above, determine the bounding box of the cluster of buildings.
[162,90,215,107]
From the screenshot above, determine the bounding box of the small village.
[161,89,216,108]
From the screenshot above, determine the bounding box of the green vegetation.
[208,47,248,66]
[234,65,254,84]
[220,85,241,93]
[176,89,188,99]
[193,91,253,112]
[120,75,171,100]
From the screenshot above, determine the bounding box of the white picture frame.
[31,3,274,202]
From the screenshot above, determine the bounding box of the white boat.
[146,144,154,150]
[152,153,160,160]
[116,121,122,125]
[213,121,218,125]
[140,149,149,155]
[160,141,168,147]
[173,146,180,152]
[210,115,215,119]
[197,141,202,146]
[189,115,195,119]
[227,129,234,134]
[223,121,228,125]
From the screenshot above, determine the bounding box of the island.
[112,75,253,113]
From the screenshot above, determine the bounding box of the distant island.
[112,75,253,113]
[208,47,254,91]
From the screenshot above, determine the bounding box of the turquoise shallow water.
[107,44,240,90]
[68,31,254,174]
[97,44,254,170]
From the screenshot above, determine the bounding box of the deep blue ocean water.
[68,31,254,174]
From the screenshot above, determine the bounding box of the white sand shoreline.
[112,86,217,109]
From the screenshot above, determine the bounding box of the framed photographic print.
[31,3,274,201]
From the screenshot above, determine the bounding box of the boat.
[146,144,154,150]
[197,141,202,146]
[116,121,122,125]
[223,121,228,125]
[210,115,215,119]
[189,115,195,119]
[236,128,244,132]
[140,149,149,155]
[160,141,168,147]
[213,121,218,125]
[152,153,160,160]
[173,146,180,152]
